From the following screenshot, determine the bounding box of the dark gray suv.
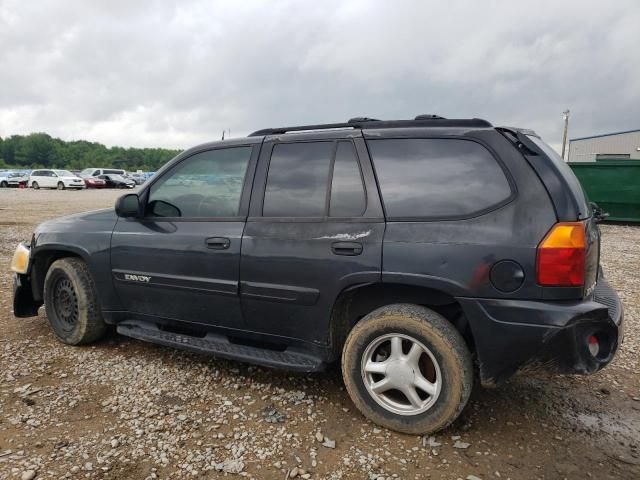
[11,116,623,434]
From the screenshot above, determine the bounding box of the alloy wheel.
[361,333,442,415]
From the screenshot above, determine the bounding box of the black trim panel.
[112,269,237,296]
[240,281,320,305]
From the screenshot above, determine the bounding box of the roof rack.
[248,116,492,136]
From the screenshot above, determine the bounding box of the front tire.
[342,304,473,435]
[43,258,106,345]
[0,181,7,188]
[57,182,65,190]
[32,181,39,189]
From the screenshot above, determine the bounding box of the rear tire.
[44,258,106,345]
[342,304,473,435]
[57,182,65,190]
[32,181,39,189]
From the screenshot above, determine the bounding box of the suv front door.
[240,134,385,346]
[110,142,259,328]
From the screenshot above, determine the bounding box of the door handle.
[205,237,231,249]
[331,241,363,256]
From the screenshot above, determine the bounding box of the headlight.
[10,243,30,274]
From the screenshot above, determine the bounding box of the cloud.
[0,0,638,149]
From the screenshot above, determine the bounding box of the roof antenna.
[414,114,446,120]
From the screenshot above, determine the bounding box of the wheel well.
[31,250,82,302]
[330,283,475,359]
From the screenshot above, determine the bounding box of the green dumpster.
[569,160,640,222]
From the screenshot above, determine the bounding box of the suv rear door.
[240,132,384,345]
[110,142,259,328]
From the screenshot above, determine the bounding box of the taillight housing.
[536,221,586,287]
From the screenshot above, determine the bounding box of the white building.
[568,129,640,162]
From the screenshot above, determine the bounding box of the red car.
[83,176,106,189]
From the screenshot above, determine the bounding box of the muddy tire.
[342,303,473,435]
[44,257,106,345]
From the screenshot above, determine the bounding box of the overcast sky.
[0,0,638,150]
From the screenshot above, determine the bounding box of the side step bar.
[116,321,325,372]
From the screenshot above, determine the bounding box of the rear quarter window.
[368,138,513,219]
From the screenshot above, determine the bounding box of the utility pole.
[561,109,570,161]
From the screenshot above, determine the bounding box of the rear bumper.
[458,277,623,386]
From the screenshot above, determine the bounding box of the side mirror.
[115,193,141,218]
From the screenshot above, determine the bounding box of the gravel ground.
[0,189,639,480]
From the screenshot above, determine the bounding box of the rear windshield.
[526,135,591,217]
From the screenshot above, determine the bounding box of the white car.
[0,171,29,188]
[29,169,86,190]
[80,168,127,177]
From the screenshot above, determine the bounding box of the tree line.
[0,133,182,172]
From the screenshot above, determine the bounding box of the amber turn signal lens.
[539,222,586,249]
[10,243,30,274]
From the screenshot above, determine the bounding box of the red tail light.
[536,222,586,286]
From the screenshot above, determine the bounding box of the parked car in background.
[29,169,86,190]
[81,176,107,189]
[0,170,30,188]
[98,174,136,189]
[80,168,127,177]
[129,173,147,185]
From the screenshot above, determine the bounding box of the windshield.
[527,135,591,217]
[54,170,74,177]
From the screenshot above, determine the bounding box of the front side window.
[263,142,333,217]
[147,147,252,218]
[368,138,512,219]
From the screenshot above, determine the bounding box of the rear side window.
[330,141,366,217]
[263,142,333,217]
[368,138,512,219]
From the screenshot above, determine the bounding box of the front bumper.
[13,272,42,317]
[458,277,623,386]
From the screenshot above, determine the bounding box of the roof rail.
[248,117,492,137]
